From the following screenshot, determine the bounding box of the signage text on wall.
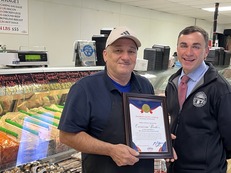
[0,0,28,34]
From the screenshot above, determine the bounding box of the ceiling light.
[202,6,231,12]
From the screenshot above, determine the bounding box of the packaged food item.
[154,159,167,173]
[74,40,97,66]
[0,96,14,116]
[0,131,19,165]
[0,112,57,165]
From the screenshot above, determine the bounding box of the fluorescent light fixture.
[202,6,231,12]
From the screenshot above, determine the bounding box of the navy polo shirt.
[58,69,154,139]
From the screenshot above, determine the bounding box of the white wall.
[0,0,227,67]
[224,24,231,29]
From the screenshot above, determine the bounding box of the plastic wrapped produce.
[0,112,56,165]
[0,112,52,139]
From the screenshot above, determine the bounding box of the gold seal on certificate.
[123,93,173,159]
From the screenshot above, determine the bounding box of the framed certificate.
[123,93,173,159]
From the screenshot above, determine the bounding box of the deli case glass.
[0,66,103,172]
[140,65,231,96]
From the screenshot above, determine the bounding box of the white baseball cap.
[105,26,141,48]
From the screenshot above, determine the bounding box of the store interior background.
[0,1,231,172]
[1,0,231,67]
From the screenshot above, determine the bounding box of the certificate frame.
[123,93,173,159]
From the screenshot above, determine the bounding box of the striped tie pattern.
[178,75,190,109]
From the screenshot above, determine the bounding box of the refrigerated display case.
[0,66,103,172]
[139,65,231,96]
[138,67,179,96]
[218,65,231,84]
[1,65,230,172]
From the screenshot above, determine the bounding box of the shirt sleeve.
[58,82,90,133]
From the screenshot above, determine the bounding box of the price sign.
[0,0,28,34]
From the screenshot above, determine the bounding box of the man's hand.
[109,144,139,166]
[165,134,178,162]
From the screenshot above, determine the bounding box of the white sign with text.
[0,0,28,34]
